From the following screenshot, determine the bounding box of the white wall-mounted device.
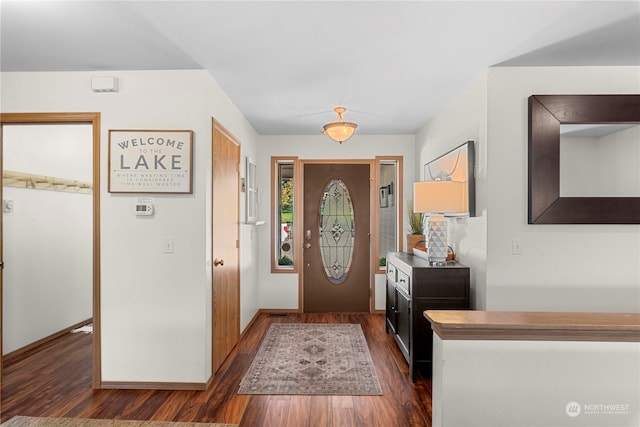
[135,203,154,216]
[3,199,14,213]
[91,76,119,92]
[135,198,155,216]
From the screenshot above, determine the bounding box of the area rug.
[0,417,237,427]
[238,323,383,395]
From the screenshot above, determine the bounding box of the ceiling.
[2,1,639,136]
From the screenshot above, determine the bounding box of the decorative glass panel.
[319,179,355,284]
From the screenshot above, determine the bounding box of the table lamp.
[413,180,466,265]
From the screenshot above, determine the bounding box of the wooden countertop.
[424,310,640,342]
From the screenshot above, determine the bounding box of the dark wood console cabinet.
[385,252,470,380]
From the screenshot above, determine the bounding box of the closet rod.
[2,170,92,194]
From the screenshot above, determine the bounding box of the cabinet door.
[385,279,397,333]
[396,289,411,359]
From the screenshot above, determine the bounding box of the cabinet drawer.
[386,263,397,282]
[397,269,410,295]
[417,281,468,297]
[413,270,469,298]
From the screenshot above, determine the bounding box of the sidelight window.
[376,157,402,270]
[271,157,297,272]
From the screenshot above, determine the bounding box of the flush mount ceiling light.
[323,106,358,143]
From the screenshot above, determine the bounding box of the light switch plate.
[512,238,523,255]
[163,238,174,254]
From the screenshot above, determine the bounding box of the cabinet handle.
[399,278,406,283]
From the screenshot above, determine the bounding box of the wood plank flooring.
[1,313,432,426]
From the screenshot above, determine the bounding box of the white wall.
[432,336,640,427]
[202,76,261,334]
[1,70,259,385]
[486,66,640,312]
[3,124,93,354]
[415,66,640,311]
[256,134,415,311]
[415,71,488,309]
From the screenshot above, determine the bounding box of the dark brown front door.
[303,163,371,312]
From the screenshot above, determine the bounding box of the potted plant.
[407,201,426,252]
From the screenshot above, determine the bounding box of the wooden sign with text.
[108,129,193,193]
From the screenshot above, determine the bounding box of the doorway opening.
[0,113,101,386]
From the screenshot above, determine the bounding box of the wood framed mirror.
[528,94,640,224]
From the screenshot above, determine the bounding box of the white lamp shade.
[413,181,466,214]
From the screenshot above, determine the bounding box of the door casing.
[0,112,101,387]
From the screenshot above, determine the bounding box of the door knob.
[304,243,311,249]
[213,258,224,266]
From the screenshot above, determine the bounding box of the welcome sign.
[109,129,193,193]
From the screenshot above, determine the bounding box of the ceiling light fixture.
[323,107,357,143]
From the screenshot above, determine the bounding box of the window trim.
[271,156,299,273]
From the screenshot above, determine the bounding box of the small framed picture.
[109,129,193,193]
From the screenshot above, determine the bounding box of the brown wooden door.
[303,163,371,312]
[212,120,240,373]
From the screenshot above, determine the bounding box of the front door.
[303,163,371,312]
[212,120,240,373]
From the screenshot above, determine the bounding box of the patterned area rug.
[238,323,383,395]
[1,417,237,427]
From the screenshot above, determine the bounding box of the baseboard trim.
[100,381,208,391]
[258,308,301,315]
[3,318,92,363]
[240,311,261,339]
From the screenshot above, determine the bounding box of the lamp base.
[427,214,448,266]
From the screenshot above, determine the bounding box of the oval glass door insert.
[319,179,355,284]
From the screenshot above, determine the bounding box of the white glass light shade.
[323,106,358,143]
[323,122,357,143]
[413,181,466,214]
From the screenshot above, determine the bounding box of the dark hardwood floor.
[1,312,432,426]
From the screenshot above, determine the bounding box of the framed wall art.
[109,129,193,193]
[423,140,476,217]
[379,186,389,208]
[246,156,258,223]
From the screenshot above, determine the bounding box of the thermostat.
[135,203,154,216]
[135,198,155,216]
